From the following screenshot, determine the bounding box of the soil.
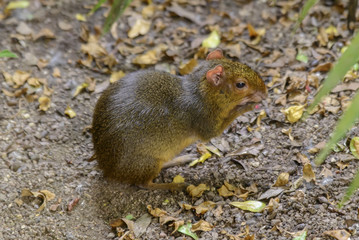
[1,0,359,239]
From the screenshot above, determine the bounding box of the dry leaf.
[303,163,316,182]
[21,188,55,212]
[310,62,332,73]
[147,205,168,217]
[336,161,349,170]
[247,23,258,37]
[38,96,51,111]
[128,18,151,39]
[191,220,213,232]
[323,229,351,240]
[273,172,289,187]
[320,167,333,177]
[132,44,168,66]
[296,153,310,165]
[173,175,185,183]
[52,67,61,78]
[65,106,76,118]
[192,201,216,215]
[73,83,89,97]
[110,71,126,83]
[32,28,56,41]
[75,13,86,22]
[281,105,304,123]
[58,20,72,31]
[217,184,235,197]
[281,128,294,141]
[179,58,198,75]
[187,184,209,198]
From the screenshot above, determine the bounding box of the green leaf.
[293,0,319,33]
[6,0,29,10]
[125,214,134,220]
[178,223,198,240]
[293,230,307,240]
[315,90,359,165]
[296,51,308,63]
[88,0,106,16]
[350,137,359,159]
[353,63,359,71]
[230,200,266,213]
[338,168,359,208]
[0,50,18,58]
[202,30,221,49]
[307,31,359,115]
[103,0,133,34]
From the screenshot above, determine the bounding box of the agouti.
[92,49,267,190]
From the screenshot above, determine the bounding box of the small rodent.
[92,49,267,190]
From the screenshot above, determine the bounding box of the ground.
[1,0,359,239]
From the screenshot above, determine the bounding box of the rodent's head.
[204,49,267,111]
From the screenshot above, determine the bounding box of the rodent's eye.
[236,82,246,89]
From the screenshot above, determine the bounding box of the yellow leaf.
[73,83,89,97]
[187,184,209,198]
[202,30,220,48]
[6,1,29,10]
[273,172,289,187]
[64,105,76,118]
[191,220,213,232]
[128,18,151,38]
[189,152,211,167]
[110,70,126,83]
[76,13,87,22]
[38,96,51,111]
[173,175,185,183]
[303,163,316,182]
[230,200,266,212]
[281,105,304,123]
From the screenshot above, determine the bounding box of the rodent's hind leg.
[162,154,197,169]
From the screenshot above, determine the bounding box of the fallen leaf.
[132,44,168,66]
[38,96,51,111]
[350,137,359,159]
[32,28,56,41]
[178,223,198,240]
[310,62,332,73]
[179,58,198,75]
[296,51,308,63]
[258,188,284,200]
[147,205,167,217]
[73,83,89,97]
[6,0,29,10]
[76,13,86,22]
[52,67,61,78]
[128,18,151,38]
[336,161,349,170]
[21,188,55,212]
[281,105,304,123]
[323,229,351,240]
[58,20,72,31]
[191,220,213,232]
[173,175,185,183]
[191,201,216,215]
[187,184,209,198]
[266,197,280,213]
[303,163,316,182]
[247,23,258,38]
[217,184,234,197]
[189,152,211,167]
[296,153,310,165]
[230,200,266,213]
[282,128,294,141]
[64,105,76,118]
[292,230,307,240]
[273,172,289,187]
[202,30,220,48]
[110,70,126,83]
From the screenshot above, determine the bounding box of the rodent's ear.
[206,49,224,60]
[206,65,224,86]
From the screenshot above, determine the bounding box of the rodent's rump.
[92,49,267,190]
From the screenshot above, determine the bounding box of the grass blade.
[103,0,132,34]
[338,168,359,208]
[88,0,106,16]
[315,90,359,165]
[293,0,319,33]
[306,31,359,115]
[0,50,18,58]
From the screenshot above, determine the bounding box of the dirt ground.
[1,0,359,239]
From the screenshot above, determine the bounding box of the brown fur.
[92,49,267,190]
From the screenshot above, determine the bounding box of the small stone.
[16,22,33,35]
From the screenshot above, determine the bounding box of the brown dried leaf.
[147,205,168,217]
[273,172,289,187]
[323,229,351,240]
[310,62,332,73]
[247,23,258,38]
[110,71,126,83]
[32,28,56,41]
[191,220,213,232]
[179,58,198,75]
[12,70,31,88]
[296,153,310,165]
[217,184,234,197]
[281,128,294,141]
[64,105,76,118]
[173,175,185,183]
[336,161,349,170]
[81,35,107,58]
[132,44,168,66]
[38,96,51,111]
[128,18,151,39]
[303,163,316,182]
[52,67,61,78]
[58,20,72,31]
[187,184,209,198]
[21,188,55,212]
[320,167,333,177]
[192,201,216,215]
